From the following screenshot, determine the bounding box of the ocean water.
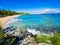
[6,14,60,32]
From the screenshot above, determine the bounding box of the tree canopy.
[0,10,21,17]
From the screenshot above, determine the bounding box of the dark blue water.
[7,14,60,32]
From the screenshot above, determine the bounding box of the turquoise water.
[7,14,60,32]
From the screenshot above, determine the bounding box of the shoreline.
[0,15,19,29]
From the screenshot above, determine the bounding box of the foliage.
[36,34,46,43]
[0,22,4,41]
[0,35,16,45]
[0,10,20,17]
[0,22,16,45]
[5,37,16,45]
[0,10,29,17]
[36,33,51,43]
[20,12,29,14]
[50,32,60,45]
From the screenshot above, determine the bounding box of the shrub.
[50,32,60,45]
[36,33,49,43]
[0,22,4,41]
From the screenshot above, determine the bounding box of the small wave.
[27,28,40,35]
[7,18,23,24]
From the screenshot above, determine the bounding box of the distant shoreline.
[0,15,19,29]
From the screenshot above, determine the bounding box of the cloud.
[14,8,60,14]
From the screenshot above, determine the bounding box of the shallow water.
[6,14,60,32]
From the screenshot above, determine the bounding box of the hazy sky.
[0,0,60,13]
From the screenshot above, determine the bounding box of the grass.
[0,22,16,45]
[0,22,4,41]
[36,33,51,43]
[50,32,60,45]
[5,37,16,45]
[36,32,60,45]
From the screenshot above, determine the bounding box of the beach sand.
[0,15,19,29]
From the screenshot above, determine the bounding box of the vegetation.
[0,22,16,45]
[0,22,4,41]
[0,10,29,17]
[36,32,60,45]
[36,33,51,43]
[50,32,60,45]
[4,36,16,45]
[20,12,29,14]
[0,10,21,17]
[36,34,46,43]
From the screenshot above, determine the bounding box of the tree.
[0,10,21,17]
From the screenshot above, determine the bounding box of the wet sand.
[0,15,19,29]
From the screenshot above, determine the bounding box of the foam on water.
[6,14,60,32]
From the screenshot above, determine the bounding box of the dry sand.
[0,15,19,29]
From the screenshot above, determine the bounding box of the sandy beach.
[0,15,19,29]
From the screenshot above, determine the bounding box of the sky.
[0,0,60,14]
